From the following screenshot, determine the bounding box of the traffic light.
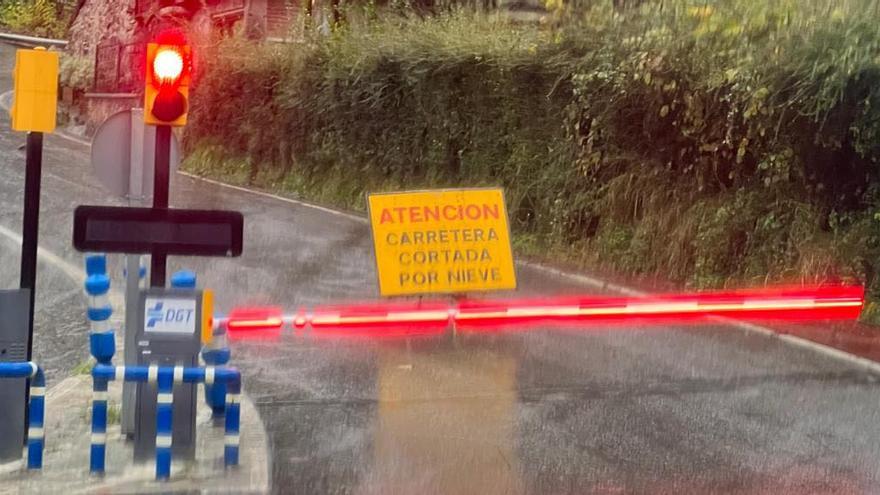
[144,31,191,126]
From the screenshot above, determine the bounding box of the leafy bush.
[185,3,880,320]
[59,52,93,91]
[0,0,72,38]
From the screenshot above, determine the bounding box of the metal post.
[19,131,43,444]
[150,125,171,288]
[123,109,147,437]
[20,132,42,356]
[122,255,140,437]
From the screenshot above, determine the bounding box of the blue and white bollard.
[89,364,242,480]
[84,254,115,365]
[84,253,106,278]
[84,253,114,475]
[224,375,241,467]
[27,364,46,470]
[156,267,192,480]
[0,362,46,470]
[155,367,174,481]
[170,270,196,290]
[202,323,230,421]
[89,373,109,475]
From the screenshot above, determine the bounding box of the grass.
[71,358,94,376]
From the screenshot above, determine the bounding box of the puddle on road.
[367,345,523,494]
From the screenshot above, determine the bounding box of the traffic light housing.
[144,33,191,126]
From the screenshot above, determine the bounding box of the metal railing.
[94,41,144,93]
[89,364,242,480]
[83,254,242,481]
[0,32,67,48]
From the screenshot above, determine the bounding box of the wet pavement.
[1,41,880,494]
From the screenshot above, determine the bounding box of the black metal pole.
[19,131,43,445]
[20,131,43,360]
[150,125,171,288]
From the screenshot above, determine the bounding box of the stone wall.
[67,1,138,58]
[83,94,140,136]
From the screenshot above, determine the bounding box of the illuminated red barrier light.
[454,285,865,330]
[226,306,285,341]
[223,285,864,340]
[307,301,451,339]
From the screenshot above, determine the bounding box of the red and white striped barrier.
[221,285,865,339]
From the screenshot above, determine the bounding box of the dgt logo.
[147,302,164,328]
[144,297,198,334]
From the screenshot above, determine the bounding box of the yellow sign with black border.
[368,188,517,296]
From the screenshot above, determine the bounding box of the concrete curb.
[0,295,269,493]
[0,375,269,494]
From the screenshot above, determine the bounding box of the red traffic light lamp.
[144,31,191,126]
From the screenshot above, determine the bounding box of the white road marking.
[54,129,90,146]
[0,91,94,293]
[516,260,646,296]
[0,90,11,113]
[0,221,124,304]
[177,171,367,223]
[523,258,880,373]
[719,318,880,375]
[0,222,82,282]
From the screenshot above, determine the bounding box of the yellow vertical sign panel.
[201,289,214,345]
[368,188,517,296]
[10,48,58,133]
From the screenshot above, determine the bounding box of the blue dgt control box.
[134,288,202,461]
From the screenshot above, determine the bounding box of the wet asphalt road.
[2,42,880,494]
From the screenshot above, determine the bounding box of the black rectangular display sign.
[73,205,243,257]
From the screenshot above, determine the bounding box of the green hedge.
[185,2,880,317]
[0,0,72,38]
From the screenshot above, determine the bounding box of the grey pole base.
[0,290,31,462]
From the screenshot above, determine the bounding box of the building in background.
[64,0,542,131]
[65,0,298,131]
